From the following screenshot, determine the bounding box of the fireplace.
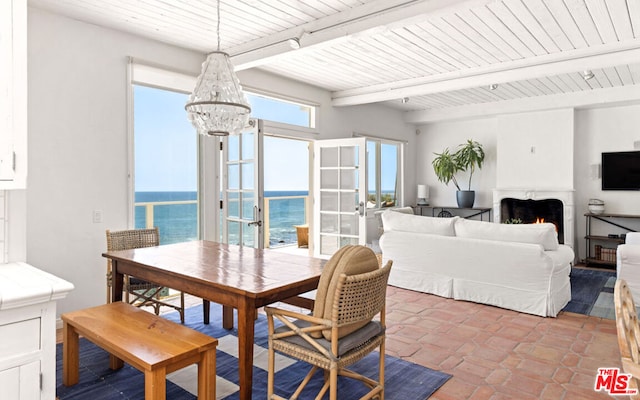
[500,198,564,244]
[493,189,575,248]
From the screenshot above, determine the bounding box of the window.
[366,139,402,209]
[246,92,316,129]
[129,63,318,249]
[133,85,198,244]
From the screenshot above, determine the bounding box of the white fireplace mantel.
[493,188,575,249]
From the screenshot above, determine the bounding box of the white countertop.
[0,262,74,310]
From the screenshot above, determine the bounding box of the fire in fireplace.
[500,198,564,244]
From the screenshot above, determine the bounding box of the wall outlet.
[92,209,103,224]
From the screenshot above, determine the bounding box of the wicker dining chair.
[106,227,185,323]
[614,278,640,399]
[265,245,392,400]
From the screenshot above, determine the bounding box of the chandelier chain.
[216,0,221,51]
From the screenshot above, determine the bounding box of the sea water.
[134,191,308,247]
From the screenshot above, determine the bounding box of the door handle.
[356,201,365,217]
[248,205,262,227]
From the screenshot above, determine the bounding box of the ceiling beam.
[331,42,640,106]
[404,84,640,124]
[230,0,490,70]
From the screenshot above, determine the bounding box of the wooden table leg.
[198,348,216,400]
[145,368,166,400]
[222,305,234,329]
[203,299,211,325]
[62,322,79,386]
[111,260,123,302]
[237,300,256,400]
[109,261,125,370]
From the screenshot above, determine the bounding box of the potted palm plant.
[432,139,485,208]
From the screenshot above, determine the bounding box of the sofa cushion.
[381,210,457,236]
[454,218,559,250]
[390,206,415,214]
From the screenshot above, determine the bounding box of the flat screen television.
[602,151,640,190]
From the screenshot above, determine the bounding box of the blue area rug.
[56,305,451,399]
[562,267,616,319]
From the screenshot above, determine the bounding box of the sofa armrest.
[618,244,640,272]
[625,232,640,245]
[618,244,640,302]
[544,245,575,267]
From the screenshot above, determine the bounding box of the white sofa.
[617,232,640,302]
[379,210,575,317]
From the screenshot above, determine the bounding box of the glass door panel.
[320,147,338,167]
[221,119,264,248]
[320,192,338,212]
[314,137,367,258]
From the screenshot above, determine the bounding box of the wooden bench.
[62,302,217,400]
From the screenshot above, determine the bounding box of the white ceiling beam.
[332,41,640,106]
[404,84,640,124]
[230,0,492,71]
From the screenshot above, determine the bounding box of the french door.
[313,137,367,258]
[220,119,264,248]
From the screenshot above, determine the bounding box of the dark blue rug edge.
[562,267,615,315]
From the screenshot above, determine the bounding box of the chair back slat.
[333,261,392,326]
[106,227,160,252]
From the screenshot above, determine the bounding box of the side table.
[414,205,492,221]
[294,224,309,248]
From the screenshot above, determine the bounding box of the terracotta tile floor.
[57,287,620,399]
[383,285,620,400]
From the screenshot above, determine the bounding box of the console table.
[584,213,639,268]
[414,205,492,221]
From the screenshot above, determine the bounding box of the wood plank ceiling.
[29,0,640,123]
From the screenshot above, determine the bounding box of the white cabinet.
[0,361,40,399]
[0,263,74,400]
[0,0,27,189]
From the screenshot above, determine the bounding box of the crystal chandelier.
[185,0,251,136]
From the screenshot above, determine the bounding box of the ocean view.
[135,191,308,247]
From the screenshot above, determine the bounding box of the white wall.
[25,8,416,315]
[497,109,574,190]
[6,189,26,262]
[417,117,497,208]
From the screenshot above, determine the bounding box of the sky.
[134,85,396,193]
[134,86,310,192]
[134,85,197,192]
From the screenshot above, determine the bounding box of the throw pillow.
[454,218,559,250]
[381,210,457,236]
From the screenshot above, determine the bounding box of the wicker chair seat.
[127,276,160,288]
[274,319,384,357]
[272,330,384,372]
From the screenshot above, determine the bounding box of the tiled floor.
[383,285,620,400]
[58,286,621,399]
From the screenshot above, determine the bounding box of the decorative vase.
[588,199,605,215]
[456,190,475,208]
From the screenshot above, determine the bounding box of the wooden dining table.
[103,240,325,400]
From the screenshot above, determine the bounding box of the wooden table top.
[103,240,326,299]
